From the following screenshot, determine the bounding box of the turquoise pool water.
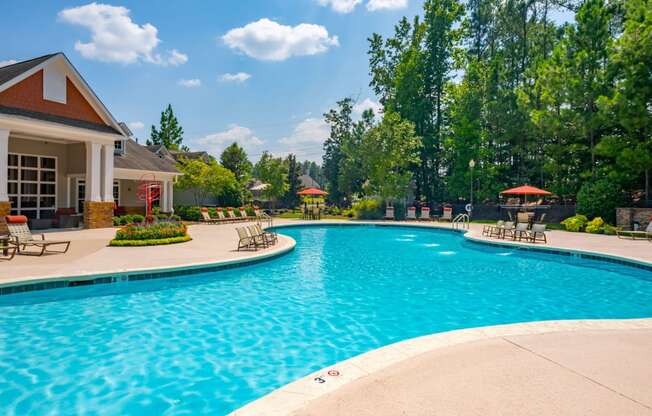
[1,225,651,415]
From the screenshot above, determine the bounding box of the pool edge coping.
[0,236,297,295]
[230,318,652,416]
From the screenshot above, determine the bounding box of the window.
[113,180,120,203]
[114,140,124,155]
[8,153,57,219]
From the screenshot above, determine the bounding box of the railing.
[452,213,469,230]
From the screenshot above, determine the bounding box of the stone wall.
[83,201,114,229]
[616,207,652,229]
[0,201,11,234]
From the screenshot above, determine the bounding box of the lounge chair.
[384,206,395,220]
[239,208,253,222]
[217,210,235,223]
[439,207,453,222]
[527,223,547,243]
[488,221,505,238]
[247,225,268,248]
[419,207,431,221]
[5,215,70,256]
[617,222,652,240]
[227,209,242,222]
[517,212,530,225]
[406,207,417,221]
[236,227,257,251]
[255,224,277,245]
[254,208,273,227]
[512,222,530,241]
[483,221,502,237]
[200,208,222,224]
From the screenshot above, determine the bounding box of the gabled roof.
[0,53,57,85]
[115,140,179,173]
[0,105,120,134]
[0,53,125,136]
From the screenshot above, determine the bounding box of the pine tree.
[148,104,186,151]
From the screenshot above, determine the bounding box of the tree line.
[322,0,651,211]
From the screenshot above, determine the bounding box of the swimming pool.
[1,224,651,415]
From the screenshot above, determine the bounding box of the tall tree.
[220,142,253,183]
[254,152,288,208]
[283,154,301,207]
[322,98,354,205]
[148,104,187,151]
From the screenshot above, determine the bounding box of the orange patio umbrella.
[297,187,328,196]
[500,185,551,205]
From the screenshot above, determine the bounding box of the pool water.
[1,225,651,415]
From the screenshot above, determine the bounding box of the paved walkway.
[293,328,652,416]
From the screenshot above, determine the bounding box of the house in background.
[299,174,321,190]
[0,53,181,229]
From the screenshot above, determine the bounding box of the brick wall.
[616,208,652,229]
[0,70,105,125]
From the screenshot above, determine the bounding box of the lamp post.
[468,159,476,219]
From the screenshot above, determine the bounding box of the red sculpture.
[136,173,161,218]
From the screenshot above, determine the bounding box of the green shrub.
[561,214,589,232]
[110,235,192,246]
[352,198,383,219]
[576,178,625,224]
[585,217,605,234]
[603,223,618,235]
[114,222,187,241]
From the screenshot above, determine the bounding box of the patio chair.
[489,221,505,238]
[247,225,268,249]
[512,222,530,241]
[483,221,501,237]
[200,208,221,224]
[384,206,395,220]
[236,227,257,251]
[536,213,547,224]
[5,215,71,256]
[528,223,547,244]
[406,207,417,221]
[517,212,530,225]
[419,207,431,221]
[439,207,453,222]
[616,221,652,240]
[255,223,277,245]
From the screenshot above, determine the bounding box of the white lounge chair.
[439,207,453,222]
[384,206,395,220]
[419,207,431,221]
[406,207,417,221]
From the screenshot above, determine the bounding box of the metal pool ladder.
[452,213,470,230]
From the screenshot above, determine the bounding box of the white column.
[167,180,174,212]
[66,176,71,208]
[0,129,8,202]
[101,144,114,202]
[160,180,168,213]
[85,142,102,202]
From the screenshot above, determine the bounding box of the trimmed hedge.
[109,235,192,247]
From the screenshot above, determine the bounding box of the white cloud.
[178,78,201,88]
[0,60,17,68]
[222,18,339,61]
[196,124,264,156]
[318,0,362,13]
[279,118,329,145]
[128,121,144,130]
[220,72,252,83]
[353,98,383,116]
[58,3,186,66]
[366,0,408,11]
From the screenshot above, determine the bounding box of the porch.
[0,125,174,229]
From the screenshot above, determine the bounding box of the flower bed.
[109,222,191,247]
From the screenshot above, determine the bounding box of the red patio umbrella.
[297,187,328,196]
[500,185,552,196]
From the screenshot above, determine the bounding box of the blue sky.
[1,1,573,162]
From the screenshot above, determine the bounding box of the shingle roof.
[0,53,57,86]
[0,105,122,134]
[115,140,179,173]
